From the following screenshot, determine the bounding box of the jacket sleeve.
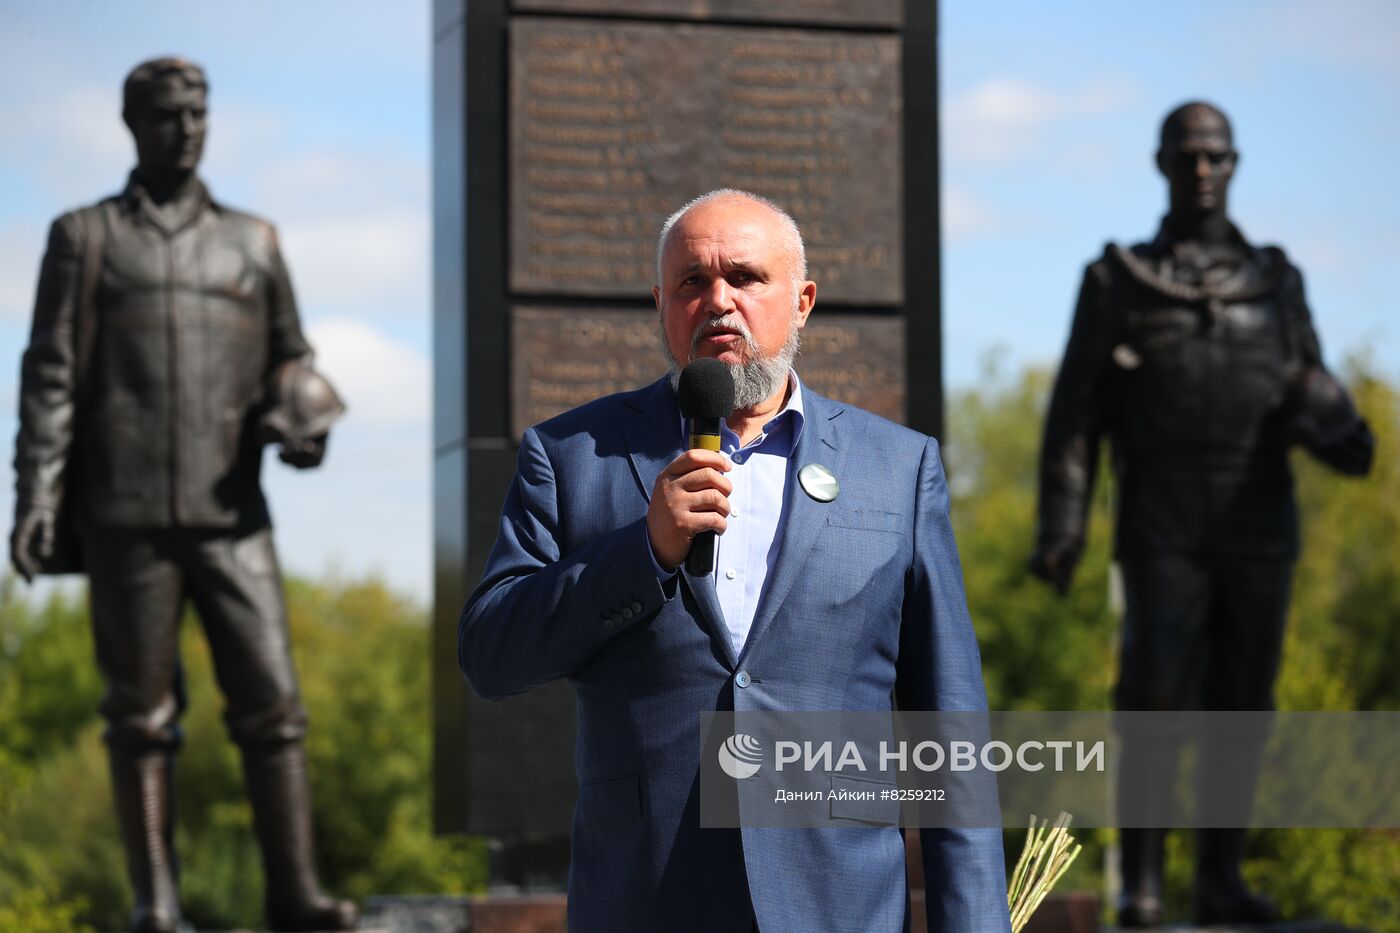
[262,224,312,365]
[13,214,83,510]
[1278,259,1324,368]
[1278,256,1376,475]
[458,427,673,700]
[895,437,1012,933]
[1036,259,1116,549]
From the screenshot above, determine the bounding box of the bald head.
[1157,100,1238,218]
[655,188,807,291]
[651,188,817,412]
[1159,101,1233,154]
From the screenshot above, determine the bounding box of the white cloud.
[304,316,428,429]
[278,209,428,319]
[208,144,429,321]
[0,84,132,202]
[944,75,1138,168]
[943,186,1005,242]
[261,318,431,600]
[249,149,427,209]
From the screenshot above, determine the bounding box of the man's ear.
[796,281,817,327]
[1154,148,1169,177]
[652,285,662,312]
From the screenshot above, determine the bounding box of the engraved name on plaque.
[511,306,905,438]
[510,18,902,304]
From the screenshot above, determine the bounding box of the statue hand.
[10,504,56,583]
[1029,536,1082,596]
[1314,417,1375,477]
[1288,367,1372,477]
[279,433,328,470]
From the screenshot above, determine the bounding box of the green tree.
[945,359,1120,896]
[945,355,1400,930]
[0,576,487,931]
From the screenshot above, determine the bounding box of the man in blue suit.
[460,189,1010,932]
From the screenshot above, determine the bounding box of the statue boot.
[109,749,182,933]
[1115,731,1177,927]
[1194,827,1280,925]
[1116,827,1166,927]
[243,742,358,931]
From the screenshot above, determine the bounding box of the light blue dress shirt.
[649,374,806,658]
[711,378,804,656]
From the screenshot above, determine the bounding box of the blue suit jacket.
[460,377,1010,933]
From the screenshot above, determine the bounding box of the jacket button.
[621,607,634,619]
[735,671,751,688]
[629,601,642,612]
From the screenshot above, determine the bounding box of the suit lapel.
[622,378,682,504]
[738,392,847,663]
[683,567,737,669]
[622,377,736,669]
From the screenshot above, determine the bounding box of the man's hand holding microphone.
[647,358,736,574]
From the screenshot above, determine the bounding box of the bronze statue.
[1032,101,1374,927]
[8,58,353,933]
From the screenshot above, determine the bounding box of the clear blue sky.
[1,1,1396,603]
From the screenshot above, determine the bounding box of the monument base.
[359,892,569,933]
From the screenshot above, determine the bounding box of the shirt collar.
[769,370,806,446]
[669,367,806,451]
[675,370,805,457]
[1150,214,1249,263]
[121,170,214,232]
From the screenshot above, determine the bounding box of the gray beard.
[663,313,801,411]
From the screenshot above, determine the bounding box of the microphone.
[676,358,735,576]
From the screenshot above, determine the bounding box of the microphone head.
[677,358,735,419]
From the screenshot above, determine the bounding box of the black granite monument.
[432,0,943,882]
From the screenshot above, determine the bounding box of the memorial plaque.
[511,305,905,437]
[511,0,901,29]
[510,17,903,304]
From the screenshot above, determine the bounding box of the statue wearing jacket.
[1032,101,1373,927]
[9,57,352,933]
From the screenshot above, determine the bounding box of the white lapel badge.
[798,463,839,503]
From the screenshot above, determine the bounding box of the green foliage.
[0,724,127,926]
[0,574,486,931]
[946,362,1120,894]
[947,356,1400,929]
[945,362,1120,713]
[0,580,103,780]
[0,884,93,933]
[1281,362,1400,711]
